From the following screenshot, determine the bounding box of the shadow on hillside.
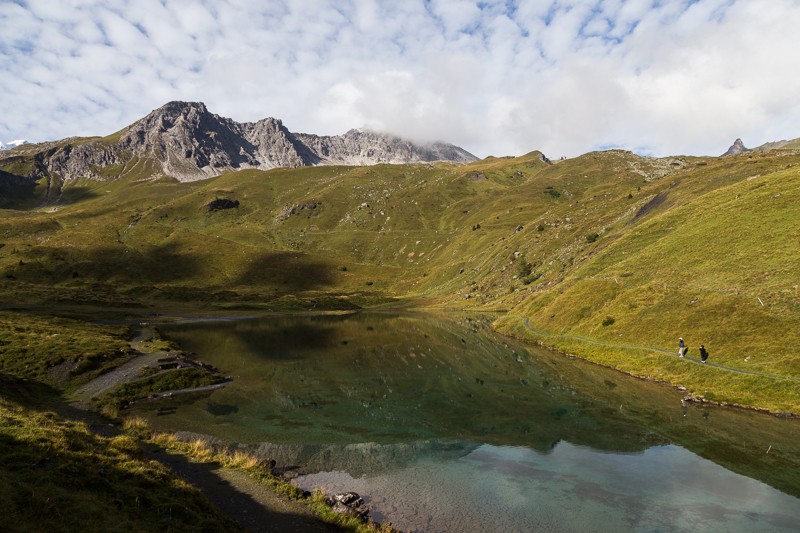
[0,170,38,209]
[233,251,337,291]
[3,246,339,298]
[0,372,62,409]
[3,244,203,285]
[57,186,100,205]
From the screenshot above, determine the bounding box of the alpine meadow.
[1,100,800,531]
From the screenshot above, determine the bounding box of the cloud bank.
[2,0,800,158]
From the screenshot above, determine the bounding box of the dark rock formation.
[325,492,369,522]
[207,198,240,211]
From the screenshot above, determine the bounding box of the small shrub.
[517,256,532,278]
[522,273,541,285]
[602,316,615,327]
[365,281,374,286]
[586,233,599,243]
[537,224,545,232]
[338,266,347,272]
[544,187,561,198]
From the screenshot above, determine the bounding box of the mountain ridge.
[0,101,478,184]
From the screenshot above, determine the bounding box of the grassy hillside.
[0,393,237,533]
[0,309,238,532]
[1,144,800,411]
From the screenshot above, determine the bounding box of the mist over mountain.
[0,102,477,184]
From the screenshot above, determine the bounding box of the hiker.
[678,337,685,357]
[699,345,709,364]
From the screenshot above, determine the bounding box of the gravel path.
[69,351,167,407]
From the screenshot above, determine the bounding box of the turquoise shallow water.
[147,312,800,531]
[296,442,800,532]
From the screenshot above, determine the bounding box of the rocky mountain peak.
[0,102,478,184]
[722,138,749,156]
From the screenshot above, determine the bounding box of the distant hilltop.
[721,137,800,156]
[0,101,478,183]
[0,140,28,150]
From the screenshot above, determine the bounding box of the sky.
[2,0,800,159]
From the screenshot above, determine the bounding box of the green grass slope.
[2,147,799,410]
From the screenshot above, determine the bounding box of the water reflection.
[144,312,800,530]
[152,313,660,451]
[295,443,800,533]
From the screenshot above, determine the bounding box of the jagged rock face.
[7,101,478,183]
[116,101,308,180]
[295,128,478,166]
[722,138,749,156]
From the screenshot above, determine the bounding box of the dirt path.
[522,318,800,382]
[147,447,341,533]
[69,351,167,407]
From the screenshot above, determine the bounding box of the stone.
[326,492,369,522]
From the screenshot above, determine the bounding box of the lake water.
[143,312,800,532]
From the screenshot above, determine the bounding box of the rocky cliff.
[1,101,478,183]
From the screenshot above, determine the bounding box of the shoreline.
[496,314,799,418]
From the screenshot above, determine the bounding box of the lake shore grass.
[495,313,800,415]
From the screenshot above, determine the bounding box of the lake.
[141,311,800,532]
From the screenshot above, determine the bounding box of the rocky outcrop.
[114,101,308,180]
[722,138,749,156]
[2,101,478,184]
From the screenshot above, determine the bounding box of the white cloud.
[2,0,800,158]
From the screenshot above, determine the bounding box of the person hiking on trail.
[678,337,685,357]
[700,345,709,364]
